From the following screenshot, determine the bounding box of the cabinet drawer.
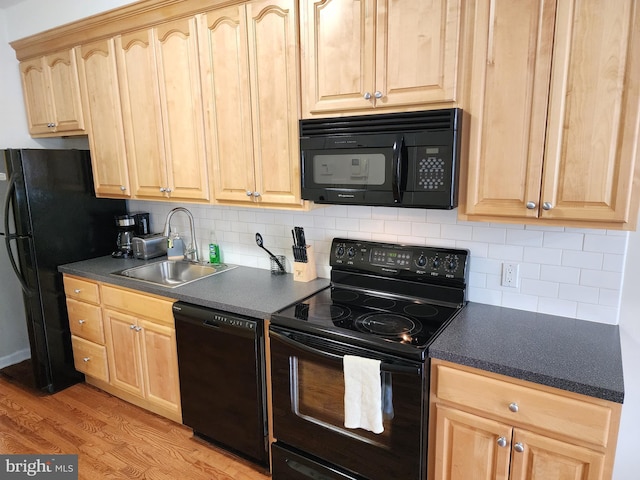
[67,298,104,344]
[63,275,100,304]
[72,336,108,382]
[433,363,614,447]
[101,284,175,326]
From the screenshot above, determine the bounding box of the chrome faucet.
[163,207,199,263]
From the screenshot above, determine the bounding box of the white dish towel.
[343,355,384,434]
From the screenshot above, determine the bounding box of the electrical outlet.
[501,263,520,288]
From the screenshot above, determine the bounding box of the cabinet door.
[463,0,556,218]
[19,57,54,135]
[300,0,376,115]
[431,404,511,480]
[540,0,640,226]
[154,17,210,202]
[116,29,167,200]
[44,49,85,134]
[200,5,255,204]
[139,319,181,414]
[376,0,460,108]
[247,0,302,206]
[76,40,130,198]
[510,429,605,480]
[103,309,144,398]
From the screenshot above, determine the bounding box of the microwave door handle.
[391,136,403,203]
[270,330,421,375]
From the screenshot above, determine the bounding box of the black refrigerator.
[1,149,126,393]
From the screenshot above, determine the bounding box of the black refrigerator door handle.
[3,174,31,294]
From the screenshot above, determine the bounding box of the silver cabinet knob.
[165,188,172,193]
[120,185,126,191]
[509,402,519,413]
[130,324,136,329]
[374,91,383,99]
[135,326,142,332]
[497,436,507,448]
[363,92,372,100]
[542,202,553,210]
[253,191,261,197]
[246,190,253,196]
[83,357,90,362]
[74,289,81,294]
[526,201,536,209]
[160,187,166,192]
[78,319,85,324]
[514,442,525,453]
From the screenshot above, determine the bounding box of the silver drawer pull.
[74,289,81,294]
[78,319,86,324]
[514,442,524,453]
[83,357,90,362]
[497,436,507,448]
[509,402,519,413]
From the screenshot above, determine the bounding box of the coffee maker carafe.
[112,214,136,258]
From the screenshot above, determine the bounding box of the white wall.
[2,1,639,477]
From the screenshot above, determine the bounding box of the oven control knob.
[416,254,427,267]
[336,245,345,257]
[445,256,459,272]
[347,246,356,257]
[432,257,441,269]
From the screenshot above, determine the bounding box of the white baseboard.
[0,348,31,369]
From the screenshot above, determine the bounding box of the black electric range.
[271,238,470,361]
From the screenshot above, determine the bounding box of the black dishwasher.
[173,302,268,467]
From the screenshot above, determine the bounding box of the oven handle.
[270,330,421,376]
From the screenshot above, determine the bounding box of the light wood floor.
[0,375,270,479]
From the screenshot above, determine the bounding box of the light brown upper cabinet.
[115,17,209,202]
[199,0,303,207]
[19,49,85,136]
[461,0,640,230]
[300,0,462,117]
[76,39,131,198]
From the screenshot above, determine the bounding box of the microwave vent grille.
[300,108,459,137]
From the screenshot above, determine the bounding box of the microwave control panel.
[414,146,448,191]
[331,238,469,282]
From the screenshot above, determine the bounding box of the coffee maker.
[111,214,136,258]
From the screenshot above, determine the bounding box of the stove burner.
[306,303,352,322]
[355,313,422,337]
[403,304,439,318]
[331,290,360,303]
[362,297,397,310]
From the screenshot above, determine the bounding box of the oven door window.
[270,327,426,480]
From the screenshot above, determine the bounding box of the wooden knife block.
[293,245,317,282]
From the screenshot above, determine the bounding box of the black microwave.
[300,108,462,208]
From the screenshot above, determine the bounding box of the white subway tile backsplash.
[131,200,629,325]
[540,265,580,284]
[543,232,584,250]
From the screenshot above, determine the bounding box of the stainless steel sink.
[113,260,236,288]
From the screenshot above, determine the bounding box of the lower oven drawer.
[270,326,427,480]
[272,443,364,480]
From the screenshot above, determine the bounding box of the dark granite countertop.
[428,302,625,403]
[58,256,330,319]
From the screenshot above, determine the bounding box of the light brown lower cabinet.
[429,359,621,480]
[63,275,181,423]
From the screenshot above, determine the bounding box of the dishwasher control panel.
[205,313,256,330]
